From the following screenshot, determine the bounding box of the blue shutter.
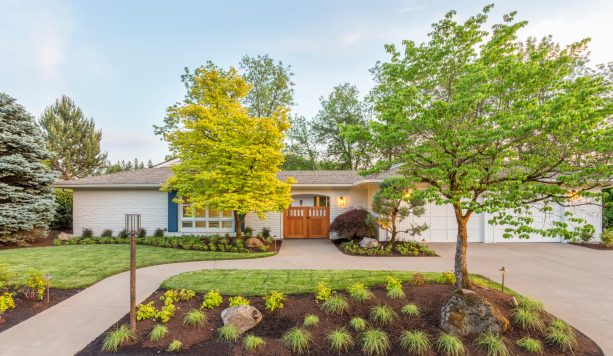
[168,192,178,232]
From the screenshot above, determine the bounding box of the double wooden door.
[283,206,330,238]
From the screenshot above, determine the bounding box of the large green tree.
[312,83,371,170]
[0,93,56,245]
[39,95,107,180]
[162,64,294,238]
[370,6,612,289]
[284,115,319,170]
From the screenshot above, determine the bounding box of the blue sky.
[2,0,612,164]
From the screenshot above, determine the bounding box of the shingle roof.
[54,168,382,188]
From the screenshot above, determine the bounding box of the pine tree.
[0,93,56,245]
[39,95,107,180]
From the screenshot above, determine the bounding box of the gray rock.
[221,305,262,334]
[440,289,510,336]
[359,237,379,249]
[58,232,73,241]
[245,237,264,248]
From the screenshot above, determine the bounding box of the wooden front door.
[283,207,330,238]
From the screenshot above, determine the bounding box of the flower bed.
[77,276,602,355]
[336,240,437,257]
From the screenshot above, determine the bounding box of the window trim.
[178,204,234,233]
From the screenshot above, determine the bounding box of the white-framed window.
[179,204,234,233]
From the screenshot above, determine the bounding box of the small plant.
[475,332,509,356]
[178,288,195,301]
[218,324,240,342]
[183,309,206,327]
[545,319,577,352]
[156,303,175,323]
[137,228,147,238]
[244,226,253,237]
[166,339,182,352]
[401,303,421,317]
[350,316,367,331]
[282,327,312,355]
[435,333,465,356]
[101,324,134,352]
[153,228,165,237]
[321,295,349,315]
[516,337,544,354]
[0,292,15,313]
[101,229,113,237]
[399,330,431,356]
[24,270,48,300]
[160,289,180,305]
[82,228,94,237]
[385,276,405,299]
[601,228,613,247]
[360,328,390,356]
[439,271,456,285]
[201,289,223,309]
[315,281,333,303]
[264,290,286,312]
[261,227,271,238]
[136,301,158,321]
[148,324,168,342]
[370,305,398,325]
[411,272,427,286]
[243,334,265,352]
[303,314,320,327]
[327,328,354,353]
[229,295,250,306]
[518,297,544,312]
[347,282,373,302]
[513,308,544,332]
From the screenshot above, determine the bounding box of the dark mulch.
[0,288,81,332]
[0,230,71,250]
[570,242,613,250]
[334,240,439,257]
[77,284,602,356]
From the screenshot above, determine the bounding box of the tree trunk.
[390,210,397,245]
[453,204,472,289]
[233,211,243,239]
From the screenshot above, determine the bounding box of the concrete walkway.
[0,240,611,355]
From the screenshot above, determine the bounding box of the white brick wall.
[73,189,168,236]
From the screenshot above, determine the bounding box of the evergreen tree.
[0,93,56,245]
[40,95,107,180]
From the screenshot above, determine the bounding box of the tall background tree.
[0,93,56,245]
[39,95,107,180]
[312,83,371,170]
[284,115,319,170]
[370,5,612,288]
[162,64,294,238]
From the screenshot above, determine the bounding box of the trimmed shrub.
[82,228,93,238]
[137,228,147,238]
[329,208,376,239]
[228,295,250,306]
[153,228,165,237]
[601,228,613,247]
[101,229,113,237]
[51,188,72,230]
[201,290,223,309]
[117,229,129,238]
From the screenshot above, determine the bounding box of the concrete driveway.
[0,240,610,355]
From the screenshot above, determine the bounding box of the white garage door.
[492,204,562,243]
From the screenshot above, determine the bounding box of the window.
[180,205,234,232]
[314,195,330,207]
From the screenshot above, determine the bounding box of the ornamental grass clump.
[435,333,465,356]
[385,277,405,299]
[401,303,421,317]
[243,334,265,352]
[369,305,398,325]
[360,329,390,356]
[148,324,169,342]
[327,328,354,354]
[518,298,544,312]
[321,295,349,315]
[399,330,431,356]
[166,339,182,352]
[516,337,544,354]
[218,324,240,342]
[282,327,312,355]
[303,314,320,327]
[101,324,135,352]
[347,282,373,302]
[183,309,207,327]
[513,308,545,332]
[349,316,367,331]
[545,319,577,352]
[475,332,510,356]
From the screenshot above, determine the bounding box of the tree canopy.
[39,95,107,180]
[161,64,294,237]
[369,5,612,288]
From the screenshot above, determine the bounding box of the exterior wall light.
[337,196,347,208]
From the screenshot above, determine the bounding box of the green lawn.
[0,245,274,289]
[161,269,513,296]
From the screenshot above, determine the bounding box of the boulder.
[221,305,262,334]
[440,289,509,336]
[58,232,73,241]
[245,237,264,248]
[359,237,379,249]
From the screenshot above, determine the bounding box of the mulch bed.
[0,288,81,332]
[77,284,602,355]
[570,242,613,250]
[334,240,439,257]
[0,230,69,250]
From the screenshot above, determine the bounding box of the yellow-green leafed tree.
[162,64,294,238]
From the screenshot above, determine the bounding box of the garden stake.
[499,267,509,293]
